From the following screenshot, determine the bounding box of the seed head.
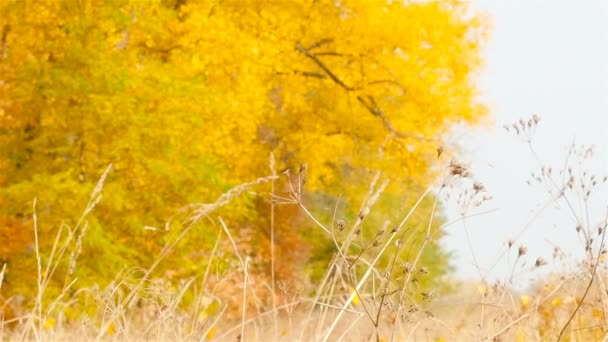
[553,247,562,258]
[336,219,346,231]
[535,257,547,267]
[518,245,528,257]
[436,146,444,158]
[421,291,434,300]
[473,182,486,193]
[358,207,370,220]
[449,160,471,178]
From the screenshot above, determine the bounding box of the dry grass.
[3,116,608,341]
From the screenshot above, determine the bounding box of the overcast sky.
[442,0,608,286]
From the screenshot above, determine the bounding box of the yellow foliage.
[0,0,487,307]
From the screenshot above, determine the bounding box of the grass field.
[3,117,608,341]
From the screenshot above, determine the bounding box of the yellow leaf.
[478,283,488,295]
[206,326,217,340]
[552,297,562,307]
[520,295,531,311]
[515,327,526,342]
[592,309,603,318]
[107,322,116,336]
[350,287,361,306]
[44,317,56,330]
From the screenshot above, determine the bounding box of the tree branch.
[295,43,355,91]
[307,38,334,50]
[295,42,430,142]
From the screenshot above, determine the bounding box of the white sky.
[442,0,608,286]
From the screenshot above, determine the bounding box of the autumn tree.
[0,0,487,308]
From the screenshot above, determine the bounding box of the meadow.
[2,116,608,341]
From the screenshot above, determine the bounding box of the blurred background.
[445,0,608,285]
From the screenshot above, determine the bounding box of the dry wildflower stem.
[268,152,278,339]
[241,256,251,342]
[32,199,42,340]
[16,165,114,341]
[557,214,608,341]
[0,263,6,292]
[322,183,435,342]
